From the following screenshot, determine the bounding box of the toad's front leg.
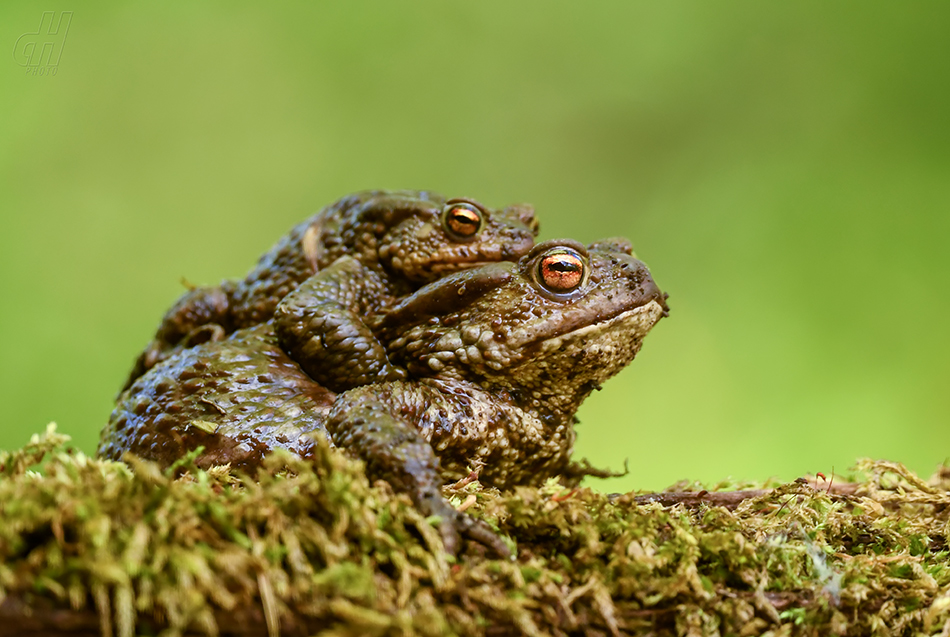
[275,256,407,393]
[326,382,511,558]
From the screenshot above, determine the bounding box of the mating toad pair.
[99,190,669,556]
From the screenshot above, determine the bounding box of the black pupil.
[550,259,578,274]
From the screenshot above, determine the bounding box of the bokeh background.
[2,2,948,491]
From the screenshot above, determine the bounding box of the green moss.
[1,425,949,636]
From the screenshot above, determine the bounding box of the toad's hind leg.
[104,323,335,471]
[122,284,233,391]
[326,386,511,558]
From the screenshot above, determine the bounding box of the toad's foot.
[420,488,511,558]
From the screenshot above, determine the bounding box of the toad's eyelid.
[524,239,588,262]
[444,197,488,215]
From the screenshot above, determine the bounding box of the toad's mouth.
[526,300,667,355]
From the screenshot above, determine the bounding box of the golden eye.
[441,203,483,240]
[537,248,586,293]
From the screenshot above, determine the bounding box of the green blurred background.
[2,2,948,491]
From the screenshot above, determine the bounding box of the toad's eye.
[537,248,586,293]
[441,203,483,240]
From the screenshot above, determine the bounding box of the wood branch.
[628,480,860,509]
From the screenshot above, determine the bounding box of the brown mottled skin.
[100,239,668,555]
[124,190,539,391]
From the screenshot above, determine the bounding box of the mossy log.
[1,425,949,637]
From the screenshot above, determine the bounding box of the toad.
[100,239,668,555]
[124,190,538,391]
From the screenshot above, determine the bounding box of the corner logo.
[14,11,72,76]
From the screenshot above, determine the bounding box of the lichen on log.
[1,424,949,636]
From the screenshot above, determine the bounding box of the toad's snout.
[616,253,670,318]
